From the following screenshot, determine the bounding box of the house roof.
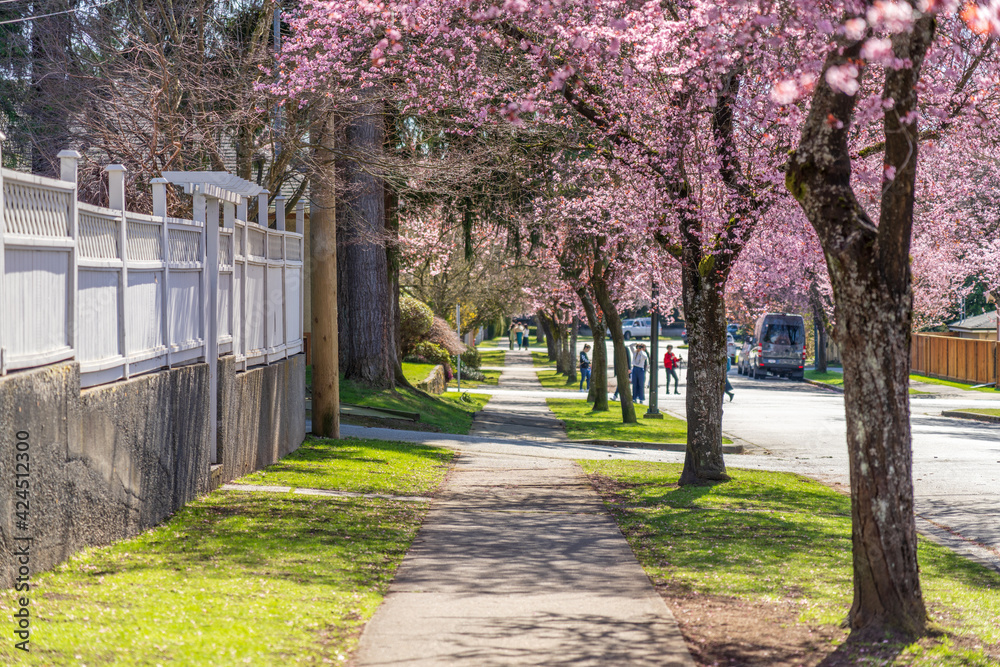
[948,310,999,332]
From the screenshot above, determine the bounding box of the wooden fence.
[911,333,998,385]
[0,140,303,389]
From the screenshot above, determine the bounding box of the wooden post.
[106,164,128,378]
[310,114,339,438]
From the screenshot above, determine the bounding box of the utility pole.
[456,304,462,391]
[645,280,662,419]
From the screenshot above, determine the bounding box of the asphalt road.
[486,339,1000,571]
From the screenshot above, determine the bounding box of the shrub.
[399,295,434,356]
[460,347,482,370]
[428,317,466,355]
[458,367,486,381]
[411,341,452,368]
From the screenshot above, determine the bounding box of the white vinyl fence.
[0,139,303,391]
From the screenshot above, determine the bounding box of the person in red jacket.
[663,345,682,394]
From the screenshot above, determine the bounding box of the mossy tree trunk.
[785,14,935,637]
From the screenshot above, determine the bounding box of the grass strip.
[807,370,930,395]
[804,369,844,387]
[910,374,999,393]
[580,460,1000,666]
[531,351,555,367]
[546,397,727,444]
[1,439,453,666]
[955,408,1000,417]
[235,436,453,496]
[537,368,577,390]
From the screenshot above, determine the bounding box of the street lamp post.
[645,280,663,419]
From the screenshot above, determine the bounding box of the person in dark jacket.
[579,344,592,391]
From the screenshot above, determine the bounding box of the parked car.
[744,313,807,380]
[737,338,754,375]
[727,333,736,362]
[622,318,652,339]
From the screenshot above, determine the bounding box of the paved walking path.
[353,349,693,666]
[468,349,567,442]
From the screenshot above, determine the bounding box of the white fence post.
[105,165,129,378]
[60,151,82,367]
[0,131,5,375]
[274,195,286,231]
[151,177,171,370]
[199,189,221,464]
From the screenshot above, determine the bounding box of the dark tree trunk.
[309,111,340,438]
[785,13,934,637]
[678,265,730,485]
[387,183,408,387]
[578,285,608,411]
[568,317,578,384]
[592,270,636,424]
[539,311,558,361]
[555,320,572,376]
[336,99,396,388]
[810,280,830,374]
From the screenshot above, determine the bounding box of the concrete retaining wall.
[0,355,305,587]
[416,365,447,395]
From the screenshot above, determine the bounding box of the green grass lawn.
[236,436,453,495]
[581,460,1000,665]
[402,361,437,386]
[341,377,489,434]
[477,349,506,367]
[804,369,844,387]
[910,374,999,393]
[532,350,555,367]
[537,368,578,390]
[0,438,453,666]
[546,397,721,444]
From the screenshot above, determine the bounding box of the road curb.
[569,439,744,454]
[941,410,1000,424]
[804,378,843,392]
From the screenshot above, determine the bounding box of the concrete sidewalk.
[468,348,568,441]
[353,349,694,666]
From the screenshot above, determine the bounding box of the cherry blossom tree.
[784,0,1000,637]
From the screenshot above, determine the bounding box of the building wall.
[0,355,304,587]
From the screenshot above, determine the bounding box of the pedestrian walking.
[579,344,592,392]
[629,342,649,404]
[611,344,632,400]
[663,345,682,394]
[520,324,530,350]
[508,323,516,351]
[515,322,524,349]
[724,356,735,402]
